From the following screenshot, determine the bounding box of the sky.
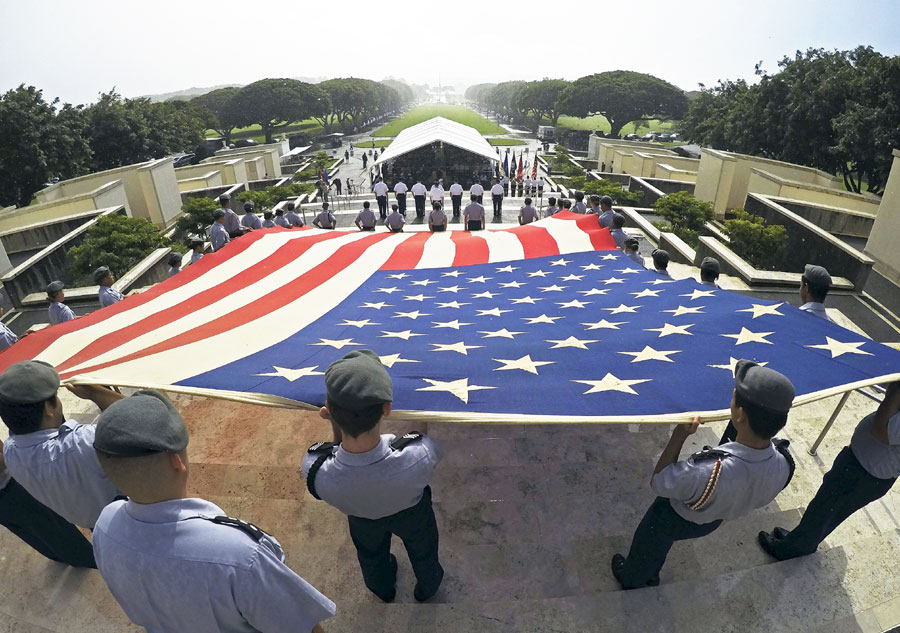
[1,0,898,105]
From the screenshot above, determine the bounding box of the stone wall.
[747,169,880,215]
[769,196,876,239]
[865,149,900,285]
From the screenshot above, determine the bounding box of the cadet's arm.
[64,384,125,411]
[654,417,700,476]
[870,382,900,445]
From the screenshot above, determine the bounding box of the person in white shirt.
[393,181,408,216]
[519,198,539,225]
[470,182,484,204]
[355,202,377,231]
[535,176,544,197]
[372,178,390,219]
[429,182,444,208]
[411,181,428,219]
[428,202,447,233]
[490,179,504,220]
[448,182,464,218]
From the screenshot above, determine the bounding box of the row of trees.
[466,72,689,138]
[680,46,900,194]
[0,86,211,208]
[193,77,413,144]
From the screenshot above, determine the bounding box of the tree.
[381,79,414,105]
[515,79,569,126]
[228,79,330,143]
[192,87,242,142]
[558,71,688,138]
[67,213,170,282]
[465,83,496,104]
[171,196,219,244]
[724,209,788,269]
[485,81,527,122]
[653,191,714,247]
[0,85,92,207]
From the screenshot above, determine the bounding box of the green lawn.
[374,104,505,137]
[488,138,526,146]
[355,139,393,148]
[554,115,675,136]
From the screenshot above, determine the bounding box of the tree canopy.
[67,213,170,282]
[514,79,570,126]
[557,71,688,138]
[228,78,330,143]
[191,87,242,142]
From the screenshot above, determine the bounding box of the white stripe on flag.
[415,233,457,269]
[66,234,415,385]
[482,229,526,263]
[540,216,596,254]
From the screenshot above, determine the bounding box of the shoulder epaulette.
[307,441,337,454]
[690,446,732,463]
[208,515,267,542]
[390,431,424,451]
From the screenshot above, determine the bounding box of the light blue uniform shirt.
[386,212,405,231]
[285,211,305,227]
[572,201,587,214]
[0,322,19,351]
[98,285,124,307]
[851,411,900,479]
[274,215,291,228]
[651,441,791,524]
[48,301,75,325]
[314,211,335,229]
[625,251,644,267]
[210,222,230,251]
[2,420,121,528]
[609,228,627,248]
[598,209,615,227]
[302,434,441,520]
[191,251,204,264]
[262,219,276,228]
[93,498,335,633]
[241,212,262,230]
[168,266,180,277]
[799,302,830,322]
[223,208,242,234]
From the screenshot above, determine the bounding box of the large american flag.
[4,212,900,423]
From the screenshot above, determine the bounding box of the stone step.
[324,529,900,633]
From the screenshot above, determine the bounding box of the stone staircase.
[1,391,899,633]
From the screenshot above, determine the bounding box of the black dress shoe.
[772,526,790,540]
[611,553,659,589]
[413,566,444,603]
[758,530,782,559]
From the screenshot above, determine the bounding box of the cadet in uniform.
[559,199,572,212]
[428,202,447,232]
[386,204,405,233]
[798,264,831,322]
[759,381,900,560]
[571,191,587,214]
[262,211,277,228]
[241,201,262,230]
[597,196,615,227]
[411,181,427,219]
[700,257,720,287]
[608,213,627,248]
[355,202,377,231]
[623,237,644,267]
[490,179,504,219]
[393,180,408,216]
[218,194,245,239]
[167,252,182,276]
[470,181,484,204]
[463,196,486,231]
[429,181,445,210]
[314,204,337,230]
[0,438,97,568]
[92,390,336,632]
[46,281,75,325]
[95,266,124,307]
[448,182,464,218]
[190,240,205,264]
[651,248,670,276]
[302,350,444,602]
[0,308,18,352]
[611,360,795,588]
[519,198,538,225]
[373,177,390,219]
[210,210,230,252]
[285,202,305,227]
[545,196,559,217]
[587,195,602,215]
[274,208,291,228]
[0,361,124,530]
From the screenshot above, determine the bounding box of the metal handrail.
[808,384,887,456]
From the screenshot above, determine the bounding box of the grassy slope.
[373,104,505,137]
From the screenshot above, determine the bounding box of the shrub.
[568,176,643,206]
[68,214,170,284]
[653,191,714,247]
[724,209,788,269]
[172,196,220,244]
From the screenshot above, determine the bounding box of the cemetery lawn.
[355,139,393,148]
[554,115,675,136]
[488,138,526,146]
[373,105,505,137]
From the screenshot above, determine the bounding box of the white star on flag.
[479,328,526,339]
[360,302,391,310]
[510,296,542,305]
[708,357,768,372]
[468,276,492,283]
[432,319,473,330]
[430,341,484,355]
[416,377,496,403]
[410,279,437,286]
[439,285,465,293]
[604,304,641,314]
[645,323,695,337]
[631,289,662,298]
[579,288,610,296]
[523,313,563,324]
[387,273,410,279]
[647,279,676,285]
[600,254,619,261]
[404,294,434,302]
[436,301,471,309]
[476,307,512,317]
[573,373,651,395]
[582,263,604,270]
[375,287,401,294]
[499,280,526,288]
[255,366,325,381]
[581,319,625,330]
[722,327,775,345]
[378,354,420,368]
[527,270,550,278]
[546,336,600,350]
[550,258,572,266]
[602,277,626,285]
[492,355,556,374]
[680,289,716,300]
[737,303,785,319]
[310,338,362,349]
[619,346,681,363]
[663,305,706,317]
[339,319,379,328]
[560,274,585,282]
[393,310,430,320]
[496,265,518,273]
[557,300,591,309]
[616,268,642,274]
[442,270,463,277]
[380,330,425,340]
[472,291,500,299]
[807,337,873,358]
[539,284,567,292]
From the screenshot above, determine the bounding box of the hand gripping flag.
[4,212,899,424]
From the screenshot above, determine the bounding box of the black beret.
[218,193,231,202]
[0,361,59,404]
[213,210,226,219]
[600,196,614,206]
[700,257,720,274]
[325,350,392,410]
[46,280,65,295]
[94,390,188,457]
[93,266,111,284]
[167,253,182,267]
[734,360,795,414]
[803,264,831,288]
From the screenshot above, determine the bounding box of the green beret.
[94,389,188,457]
[803,264,831,288]
[734,359,795,414]
[0,361,60,404]
[93,266,111,284]
[46,280,65,295]
[325,350,392,410]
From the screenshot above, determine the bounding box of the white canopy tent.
[373,117,500,166]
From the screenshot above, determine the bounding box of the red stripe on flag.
[504,224,560,259]
[54,230,347,374]
[379,232,431,270]
[450,232,489,267]
[570,212,618,251]
[58,232,395,380]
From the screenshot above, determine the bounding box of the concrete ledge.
[642,177,696,196]
[629,176,666,205]
[589,171,632,186]
[702,221,730,244]
[180,183,245,204]
[762,194,876,238]
[658,231,696,265]
[619,207,661,242]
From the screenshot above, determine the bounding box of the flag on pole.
[517,153,524,178]
[321,166,330,185]
[4,213,899,423]
[502,153,509,177]
[532,156,538,180]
